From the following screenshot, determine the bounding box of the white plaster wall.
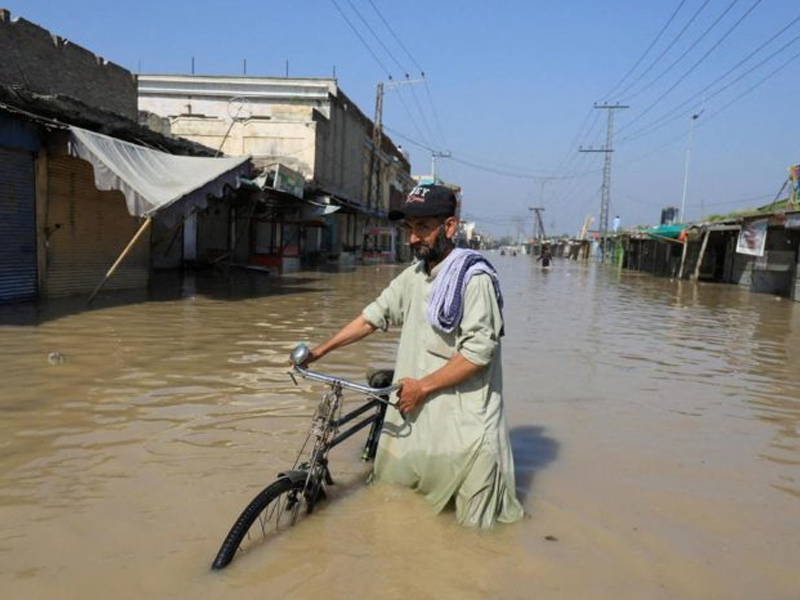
[167,116,317,175]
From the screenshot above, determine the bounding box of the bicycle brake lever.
[288,371,298,386]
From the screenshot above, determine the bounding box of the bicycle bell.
[290,343,310,366]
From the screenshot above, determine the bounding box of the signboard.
[273,164,305,199]
[736,218,768,257]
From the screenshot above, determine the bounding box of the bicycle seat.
[366,369,395,389]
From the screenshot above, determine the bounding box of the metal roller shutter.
[0,147,37,303]
[46,155,150,298]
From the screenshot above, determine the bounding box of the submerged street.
[1,258,799,599]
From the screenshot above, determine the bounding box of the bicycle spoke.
[273,492,287,530]
[265,491,285,526]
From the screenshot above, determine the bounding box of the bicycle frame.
[289,364,399,473]
[211,358,401,570]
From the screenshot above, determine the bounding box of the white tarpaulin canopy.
[68,126,251,225]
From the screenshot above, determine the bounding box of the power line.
[383,119,606,179]
[545,110,605,209]
[551,108,594,175]
[366,0,424,74]
[343,0,407,76]
[448,151,560,174]
[408,83,438,149]
[447,156,567,180]
[423,77,448,149]
[623,22,800,142]
[616,0,714,98]
[703,45,800,124]
[329,0,391,76]
[623,0,740,102]
[548,113,607,205]
[343,0,445,153]
[382,125,600,181]
[387,87,432,148]
[620,0,764,134]
[548,153,602,207]
[363,0,448,148]
[602,0,688,100]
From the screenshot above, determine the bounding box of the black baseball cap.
[388,184,458,221]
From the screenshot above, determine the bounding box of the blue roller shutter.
[0,147,37,302]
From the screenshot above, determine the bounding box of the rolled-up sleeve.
[456,274,503,366]
[362,269,408,331]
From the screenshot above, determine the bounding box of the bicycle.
[211,344,399,570]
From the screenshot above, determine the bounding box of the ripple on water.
[0,263,799,598]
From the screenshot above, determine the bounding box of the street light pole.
[680,110,703,223]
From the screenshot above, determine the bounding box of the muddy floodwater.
[1,257,799,599]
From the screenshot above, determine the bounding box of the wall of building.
[138,75,412,209]
[730,253,754,287]
[138,75,335,118]
[165,114,318,173]
[752,228,797,296]
[45,155,150,297]
[314,97,369,202]
[138,77,339,183]
[795,247,800,302]
[0,9,137,119]
[138,75,413,264]
[197,200,230,262]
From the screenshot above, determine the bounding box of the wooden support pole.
[692,229,710,282]
[88,216,153,305]
[678,237,689,279]
[646,232,684,244]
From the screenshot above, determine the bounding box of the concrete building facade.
[138,75,415,262]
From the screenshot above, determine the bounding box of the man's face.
[404,216,456,267]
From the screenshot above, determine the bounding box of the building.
[0,9,251,303]
[138,75,415,267]
[619,200,800,302]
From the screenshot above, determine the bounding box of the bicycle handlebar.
[292,364,399,398]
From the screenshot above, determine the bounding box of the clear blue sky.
[6,0,798,237]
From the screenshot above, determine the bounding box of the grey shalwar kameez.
[362,260,524,528]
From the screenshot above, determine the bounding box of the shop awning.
[322,193,385,217]
[68,126,251,226]
[644,224,685,239]
[241,177,341,220]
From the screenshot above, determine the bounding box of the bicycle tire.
[211,476,306,570]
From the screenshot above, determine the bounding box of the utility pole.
[370,77,426,211]
[431,150,451,182]
[679,110,703,223]
[528,177,558,252]
[528,207,546,254]
[368,81,384,216]
[580,102,628,261]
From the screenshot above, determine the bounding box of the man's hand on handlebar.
[396,378,428,414]
[302,346,325,367]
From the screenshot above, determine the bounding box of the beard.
[411,226,453,269]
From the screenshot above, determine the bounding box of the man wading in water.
[303,184,523,527]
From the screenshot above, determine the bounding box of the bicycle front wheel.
[211,475,308,570]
